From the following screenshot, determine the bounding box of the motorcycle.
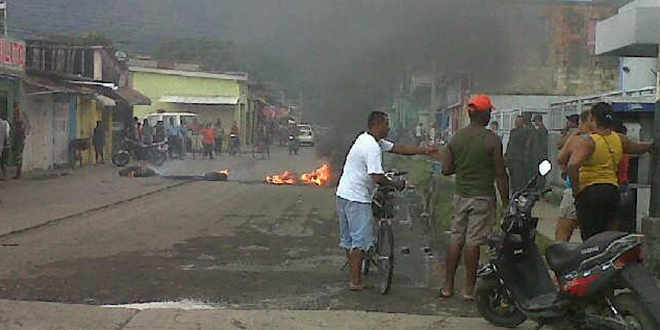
[288,134,299,155]
[112,137,167,167]
[476,160,660,330]
[228,133,240,156]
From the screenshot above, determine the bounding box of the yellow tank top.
[578,133,622,192]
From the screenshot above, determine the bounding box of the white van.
[145,112,199,128]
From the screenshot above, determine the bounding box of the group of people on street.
[127,117,239,160]
[333,94,653,303]
[505,113,549,193]
[0,103,26,180]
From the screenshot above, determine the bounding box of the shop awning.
[24,76,92,96]
[159,95,239,105]
[96,94,116,107]
[114,87,151,106]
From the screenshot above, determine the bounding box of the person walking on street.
[11,106,26,179]
[93,121,105,164]
[0,112,10,180]
[215,119,224,155]
[167,118,184,160]
[560,102,652,240]
[436,94,509,300]
[142,118,153,145]
[200,123,216,160]
[415,122,424,146]
[505,115,535,194]
[336,111,437,291]
[555,111,591,241]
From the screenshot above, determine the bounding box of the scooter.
[112,137,167,167]
[476,160,660,330]
[288,134,299,155]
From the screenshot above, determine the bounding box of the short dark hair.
[490,121,499,126]
[590,102,615,128]
[368,111,388,128]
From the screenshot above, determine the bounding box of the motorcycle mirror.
[538,160,552,176]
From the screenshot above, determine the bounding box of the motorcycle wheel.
[475,279,527,328]
[613,293,658,330]
[112,152,130,167]
[150,150,167,167]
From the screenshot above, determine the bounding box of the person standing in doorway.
[0,111,10,180]
[93,121,105,164]
[436,94,509,300]
[11,105,26,179]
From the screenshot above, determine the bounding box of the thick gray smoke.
[13,0,520,142]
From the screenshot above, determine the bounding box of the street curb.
[0,179,194,240]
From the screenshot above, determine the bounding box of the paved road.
[0,147,539,329]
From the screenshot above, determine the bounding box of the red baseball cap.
[468,94,494,112]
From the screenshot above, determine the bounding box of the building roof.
[159,95,240,105]
[129,66,248,81]
[115,87,151,106]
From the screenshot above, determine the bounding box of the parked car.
[296,124,315,146]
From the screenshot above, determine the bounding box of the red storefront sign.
[0,38,26,72]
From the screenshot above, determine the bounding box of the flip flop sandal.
[437,289,454,298]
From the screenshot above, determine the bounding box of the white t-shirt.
[336,132,394,203]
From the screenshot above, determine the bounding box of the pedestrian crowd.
[335,94,654,302]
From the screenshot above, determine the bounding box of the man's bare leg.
[463,245,480,299]
[441,240,463,297]
[555,218,577,242]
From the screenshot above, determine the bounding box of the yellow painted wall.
[76,97,112,166]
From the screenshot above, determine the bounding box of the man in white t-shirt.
[336,111,436,290]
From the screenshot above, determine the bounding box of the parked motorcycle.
[228,133,240,156]
[288,134,299,155]
[112,137,167,167]
[476,160,660,330]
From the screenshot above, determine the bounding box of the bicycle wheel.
[376,221,394,294]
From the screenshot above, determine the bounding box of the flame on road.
[265,170,297,185]
[218,169,230,176]
[300,163,331,186]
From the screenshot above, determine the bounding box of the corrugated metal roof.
[159,95,239,105]
[115,87,151,106]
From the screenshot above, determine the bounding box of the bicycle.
[342,170,406,295]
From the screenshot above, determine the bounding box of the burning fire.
[265,170,297,185]
[218,169,230,176]
[300,163,331,186]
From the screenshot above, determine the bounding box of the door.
[52,98,70,165]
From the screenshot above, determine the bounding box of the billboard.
[0,37,25,72]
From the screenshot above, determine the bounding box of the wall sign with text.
[0,38,26,72]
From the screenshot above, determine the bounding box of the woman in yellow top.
[563,102,653,240]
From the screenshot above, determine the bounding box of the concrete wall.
[478,3,620,96]
[23,94,54,171]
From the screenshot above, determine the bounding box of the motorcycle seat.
[546,242,581,274]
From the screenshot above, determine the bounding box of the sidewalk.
[533,191,582,243]
[0,164,188,238]
[0,299,538,330]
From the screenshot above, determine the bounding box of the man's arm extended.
[486,134,509,206]
[390,144,435,156]
[620,134,653,155]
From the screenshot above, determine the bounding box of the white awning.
[96,94,116,107]
[159,95,240,105]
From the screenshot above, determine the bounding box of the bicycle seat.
[545,242,581,273]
